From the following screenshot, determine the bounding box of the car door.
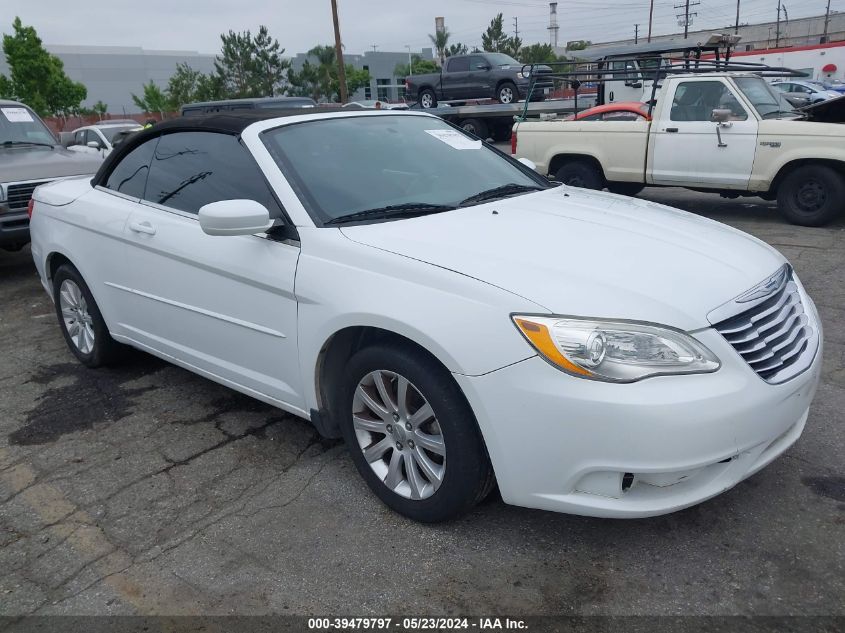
[118,130,304,410]
[650,79,758,188]
[442,57,470,99]
[468,55,494,98]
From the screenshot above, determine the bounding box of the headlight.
[517,71,530,79]
[512,315,720,383]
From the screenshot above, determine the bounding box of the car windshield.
[735,77,795,118]
[99,125,141,142]
[0,105,56,145]
[486,53,520,66]
[262,114,545,224]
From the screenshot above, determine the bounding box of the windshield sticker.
[1,107,34,123]
[425,129,482,150]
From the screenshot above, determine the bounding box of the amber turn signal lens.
[513,317,593,377]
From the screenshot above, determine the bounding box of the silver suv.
[0,100,103,251]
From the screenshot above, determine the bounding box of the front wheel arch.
[768,158,845,197]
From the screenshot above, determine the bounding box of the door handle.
[666,127,679,133]
[129,220,156,235]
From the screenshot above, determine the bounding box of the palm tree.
[428,28,451,64]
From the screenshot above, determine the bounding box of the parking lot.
[0,188,843,618]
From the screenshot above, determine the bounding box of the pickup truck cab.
[406,53,553,108]
[513,72,845,226]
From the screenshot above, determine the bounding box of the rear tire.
[339,344,494,522]
[554,160,604,190]
[607,182,645,197]
[53,264,121,368]
[460,118,489,139]
[419,89,437,109]
[776,165,845,227]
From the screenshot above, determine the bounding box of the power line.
[674,0,701,37]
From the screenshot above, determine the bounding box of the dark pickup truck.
[405,53,553,108]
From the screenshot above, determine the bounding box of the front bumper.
[0,211,30,247]
[454,325,822,518]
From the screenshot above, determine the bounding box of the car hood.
[0,145,103,183]
[340,188,785,331]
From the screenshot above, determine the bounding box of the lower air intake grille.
[5,181,48,213]
[712,271,816,383]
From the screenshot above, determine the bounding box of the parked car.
[65,122,143,157]
[30,109,821,522]
[770,80,841,104]
[0,100,104,251]
[405,53,554,107]
[343,100,410,110]
[513,72,845,225]
[181,97,317,116]
[565,101,653,121]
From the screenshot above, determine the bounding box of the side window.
[143,131,282,217]
[104,137,158,198]
[670,81,748,122]
[469,56,488,70]
[74,130,86,145]
[447,57,470,72]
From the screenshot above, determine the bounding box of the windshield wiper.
[459,183,545,207]
[2,140,55,148]
[325,202,456,225]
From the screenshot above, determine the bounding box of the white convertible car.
[29,109,822,522]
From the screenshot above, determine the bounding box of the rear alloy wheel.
[554,160,604,190]
[497,82,518,104]
[53,264,121,367]
[340,345,494,522]
[777,165,845,226]
[419,89,437,109]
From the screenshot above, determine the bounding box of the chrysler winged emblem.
[735,264,790,303]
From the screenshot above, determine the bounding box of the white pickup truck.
[512,72,845,226]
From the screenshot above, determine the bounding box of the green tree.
[566,40,592,51]
[482,14,521,57]
[519,43,558,64]
[428,28,450,64]
[165,62,203,110]
[0,17,87,116]
[92,100,108,119]
[288,45,370,103]
[215,29,257,97]
[393,55,438,79]
[252,25,290,97]
[446,43,468,57]
[131,80,168,115]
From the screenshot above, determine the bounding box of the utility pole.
[513,16,519,40]
[823,0,831,42]
[674,0,699,38]
[635,24,639,44]
[775,0,782,48]
[647,0,655,42]
[405,45,413,75]
[371,44,378,53]
[330,0,348,103]
[735,0,741,34]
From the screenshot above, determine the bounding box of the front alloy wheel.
[353,370,445,500]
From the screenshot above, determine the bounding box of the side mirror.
[711,108,732,123]
[198,199,273,236]
[86,140,101,149]
[518,157,537,171]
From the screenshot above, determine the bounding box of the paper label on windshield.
[1,107,34,122]
[425,129,482,150]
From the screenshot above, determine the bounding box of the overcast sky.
[1,0,834,56]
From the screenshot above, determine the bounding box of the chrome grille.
[712,269,817,384]
[5,181,47,213]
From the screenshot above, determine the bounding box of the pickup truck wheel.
[460,118,489,139]
[419,89,437,109]
[340,344,495,522]
[555,161,604,190]
[777,165,845,227]
[607,182,645,197]
[497,82,518,104]
[53,264,122,368]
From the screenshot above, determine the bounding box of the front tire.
[776,165,845,226]
[339,344,494,522]
[53,264,121,368]
[554,160,604,190]
[497,81,518,104]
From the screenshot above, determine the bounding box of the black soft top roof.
[91,107,350,186]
